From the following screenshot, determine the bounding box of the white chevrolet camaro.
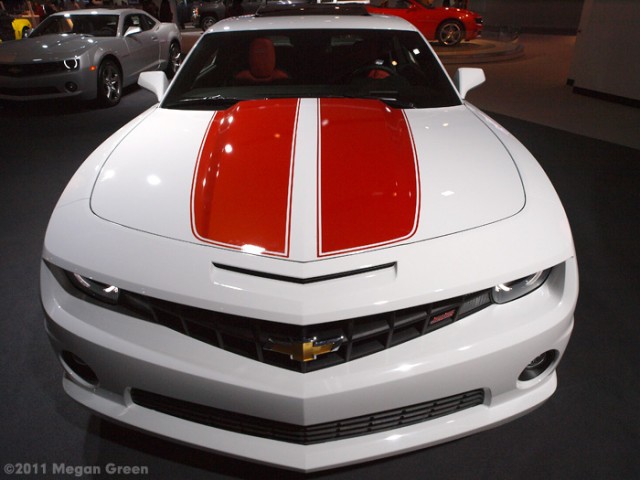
[41,4,578,472]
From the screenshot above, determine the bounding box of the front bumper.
[0,68,95,101]
[42,256,577,472]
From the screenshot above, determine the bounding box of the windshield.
[30,14,119,37]
[163,28,461,110]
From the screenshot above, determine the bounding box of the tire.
[21,26,29,39]
[96,59,122,108]
[165,41,182,79]
[201,16,217,31]
[436,20,464,47]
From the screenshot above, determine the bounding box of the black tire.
[21,26,29,38]
[96,59,122,108]
[165,41,182,79]
[436,20,464,47]
[201,16,217,31]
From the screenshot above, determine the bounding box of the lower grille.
[0,86,60,96]
[131,388,485,445]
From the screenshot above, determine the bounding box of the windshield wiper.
[167,94,415,110]
[371,97,415,109]
[324,93,415,109]
[168,95,244,110]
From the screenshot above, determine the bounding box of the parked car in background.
[0,11,32,42]
[176,0,194,29]
[191,0,226,30]
[0,9,181,107]
[191,0,266,30]
[42,4,577,472]
[367,0,483,46]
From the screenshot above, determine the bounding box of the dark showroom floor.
[1,35,639,480]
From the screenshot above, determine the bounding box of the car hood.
[91,99,524,262]
[0,34,96,62]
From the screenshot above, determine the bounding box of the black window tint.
[141,14,156,30]
[30,14,118,37]
[124,14,142,32]
[381,0,411,9]
[163,29,461,110]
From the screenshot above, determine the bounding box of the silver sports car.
[0,9,181,107]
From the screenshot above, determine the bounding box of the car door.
[121,13,161,78]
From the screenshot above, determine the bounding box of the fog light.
[65,82,78,92]
[518,350,555,381]
[61,351,99,387]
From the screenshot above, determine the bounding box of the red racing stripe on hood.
[191,99,299,256]
[317,99,420,256]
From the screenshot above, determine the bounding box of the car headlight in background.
[63,58,80,71]
[491,269,552,304]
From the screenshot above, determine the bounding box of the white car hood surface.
[91,99,524,262]
[0,35,97,62]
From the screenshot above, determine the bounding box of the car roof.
[255,4,369,17]
[49,8,144,17]
[207,6,418,33]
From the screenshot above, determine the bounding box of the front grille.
[0,61,69,77]
[130,388,485,445]
[116,287,491,373]
[52,263,492,373]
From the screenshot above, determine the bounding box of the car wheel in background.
[97,59,122,108]
[165,41,182,78]
[437,20,464,46]
[201,16,217,31]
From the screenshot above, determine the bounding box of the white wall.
[569,0,640,103]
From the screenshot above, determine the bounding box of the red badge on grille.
[430,308,456,326]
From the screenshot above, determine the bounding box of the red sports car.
[367,0,483,46]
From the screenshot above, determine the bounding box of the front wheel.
[201,16,217,31]
[436,20,464,47]
[97,59,122,108]
[165,41,182,78]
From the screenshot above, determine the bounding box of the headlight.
[63,58,79,71]
[68,272,120,304]
[490,269,551,304]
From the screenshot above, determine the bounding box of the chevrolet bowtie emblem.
[264,336,344,362]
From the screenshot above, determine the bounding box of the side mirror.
[124,26,142,37]
[139,71,169,102]
[454,67,485,99]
